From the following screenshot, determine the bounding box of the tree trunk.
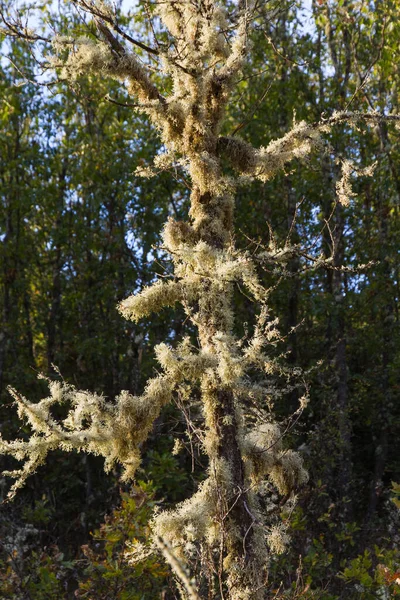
[47,162,67,370]
[192,187,263,597]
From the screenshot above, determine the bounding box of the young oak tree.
[1,1,398,598]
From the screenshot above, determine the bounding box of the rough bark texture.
[193,185,263,596]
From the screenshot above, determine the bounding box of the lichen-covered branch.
[1,374,173,499]
[118,280,183,322]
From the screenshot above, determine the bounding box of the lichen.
[118,280,183,322]
[2,2,369,598]
[1,374,173,499]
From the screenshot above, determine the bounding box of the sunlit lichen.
[9,1,398,598]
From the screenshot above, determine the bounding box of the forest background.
[0,0,400,598]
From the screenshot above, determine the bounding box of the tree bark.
[192,187,264,597]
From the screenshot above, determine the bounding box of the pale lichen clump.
[266,523,291,555]
[162,217,198,251]
[269,450,309,496]
[155,339,218,383]
[242,423,309,496]
[118,280,183,322]
[152,478,217,561]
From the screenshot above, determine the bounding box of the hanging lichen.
[1,1,399,598]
